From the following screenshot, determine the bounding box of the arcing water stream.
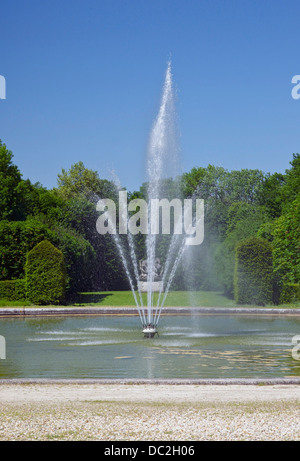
[100,62,197,336]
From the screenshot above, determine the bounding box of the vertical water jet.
[98,61,191,337]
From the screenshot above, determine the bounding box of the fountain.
[97,61,199,337]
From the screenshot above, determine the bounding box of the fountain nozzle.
[142,324,158,338]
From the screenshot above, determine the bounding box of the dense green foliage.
[0,219,55,280]
[25,240,66,305]
[234,237,273,305]
[272,197,300,285]
[279,283,300,304]
[0,279,26,301]
[0,218,97,296]
[0,139,299,305]
[212,202,268,296]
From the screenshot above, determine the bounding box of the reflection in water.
[0,314,300,379]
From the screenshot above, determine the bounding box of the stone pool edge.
[0,306,300,317]
[1,377,300,385]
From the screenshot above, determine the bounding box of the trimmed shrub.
[279,283,300,304]
[213,202,268,297]
[0,219,55,280]
[0,279,26,301]
[234,237,273,305]
[0,219,97,296]
[25,240,66,305]
[51,226,97,296]
[272,197,300,286]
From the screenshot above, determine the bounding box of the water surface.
[1,314,300,379]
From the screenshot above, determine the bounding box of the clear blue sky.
[1,0,300,192]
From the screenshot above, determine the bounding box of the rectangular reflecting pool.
[1,314,300,379]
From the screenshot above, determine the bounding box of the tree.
[54,162,132,290]
[222,169,265,204]
[213,202,268,297]
[0,217,98,296]
[0,219,55,280]
[258,172,286,218]
[56,161,116,201]
[178,165,268,292]
[272,197,300,286]
[234,237,273,305]
[181,165,265,204]
[181,167,207,198]
[0,140,62,221]
[0,140,23,220]
[282,153,300,205]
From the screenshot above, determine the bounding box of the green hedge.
[25,240,66,305]
[279,283,300,304]
[272,197,300,286]
[0,219,55,281]
[0,279,26,301]
[234,237,273,305]
[0,219,97,296]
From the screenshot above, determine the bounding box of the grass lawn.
[0,290,236,308]
[74,290,238,307]
[74,290,300,308]
[0,299,31,307]
[0,290,299,309]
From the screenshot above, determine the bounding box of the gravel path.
[0,383,300,440]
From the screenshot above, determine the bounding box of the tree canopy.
[0,139,299,305]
